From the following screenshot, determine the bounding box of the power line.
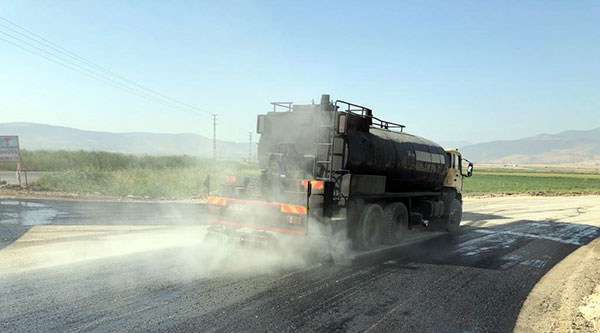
[0,35,204,117]
[212,114,218,160]
[0,31,182,109]
[0,17,212,116]
[248,132,253,161]
[0,16,225,159]
[0,16,213,116]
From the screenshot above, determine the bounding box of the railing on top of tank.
[270,102,293,112]
[335,100,406,132]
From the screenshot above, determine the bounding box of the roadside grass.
[0,150,200,171]
[463,171,600,195]
[35,166,259,198]
[5,150,259,198]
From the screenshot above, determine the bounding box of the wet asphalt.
[1,198,599,332]
[0,199,206,250]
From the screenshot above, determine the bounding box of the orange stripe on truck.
[301,180,324,190]
[295,206,307,215]
[280,204,307,215]
[206,197,227,206]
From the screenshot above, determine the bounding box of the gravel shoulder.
[465,195,600,332]
[516,237,600,332]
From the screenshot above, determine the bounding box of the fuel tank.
[343,128,450,191]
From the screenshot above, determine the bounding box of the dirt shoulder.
[465,192,600,199]
[464,195,600,331]
[515,238,600,332]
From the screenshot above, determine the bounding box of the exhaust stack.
[320,94,330,111]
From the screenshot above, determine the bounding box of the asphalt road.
[1,196,599,332]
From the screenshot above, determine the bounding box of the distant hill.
[460,127,600,164]
[438,140,473,151]
[0,122,249,159]
[2,122,598,165]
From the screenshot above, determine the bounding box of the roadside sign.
[0,136,21,162]
[0,135,27,187]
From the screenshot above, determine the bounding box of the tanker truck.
[205,95,473,251]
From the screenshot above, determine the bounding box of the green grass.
[463,171,600,195]
[0,150,259,198]
[0,150,201,171]
[35,166,259,198]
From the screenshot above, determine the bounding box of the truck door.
[443,152,462,192]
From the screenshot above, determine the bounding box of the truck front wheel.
[429,199,462,233]
[355,203,384,250]
[446,198,462,233]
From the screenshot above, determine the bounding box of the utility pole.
[248,132,252,161]
[212,114,217,160]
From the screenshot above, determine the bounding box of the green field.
[2,150,599,198]
[463,171,600,195]
[0,150,258,198]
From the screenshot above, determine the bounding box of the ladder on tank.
[315,109,345,182]
[245,177,261,199]
[316,99,395,182]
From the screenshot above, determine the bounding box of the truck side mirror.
[257,115,266,134]
[466,163,473,177]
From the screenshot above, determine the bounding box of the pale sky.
[1,1,598,143]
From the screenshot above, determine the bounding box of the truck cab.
[443,149,473,194]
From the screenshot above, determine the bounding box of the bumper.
[205,197,308,236]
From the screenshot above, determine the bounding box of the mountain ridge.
[0,122,249,158]
[2,122,599,164]
[459,127,600,164]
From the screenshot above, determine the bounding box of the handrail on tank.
[335,100,406,132]
[270,102,293,112]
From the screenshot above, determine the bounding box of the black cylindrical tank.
[344,128,450,191]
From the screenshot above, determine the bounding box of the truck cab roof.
[444,149,462,156]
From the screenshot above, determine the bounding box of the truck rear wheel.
[383,202,409,245]
[355,203,384,250]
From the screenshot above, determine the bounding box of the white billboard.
[0,136,21,162]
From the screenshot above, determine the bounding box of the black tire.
[446,198,462,233]
[355,203,385,250]
[428,199,462,233]
[382,202,409,245]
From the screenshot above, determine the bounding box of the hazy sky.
[1,1,598,143]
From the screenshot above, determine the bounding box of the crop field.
[463,170,600,195]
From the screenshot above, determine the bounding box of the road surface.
[1,196,599,332]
